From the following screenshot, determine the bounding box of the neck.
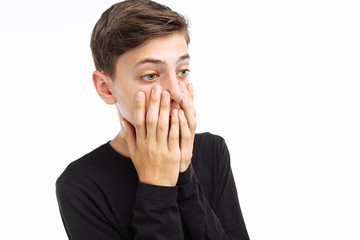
[109,130,130,158]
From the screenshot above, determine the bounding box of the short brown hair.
[90,0,190,79]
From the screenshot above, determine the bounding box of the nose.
[162,75,183,104]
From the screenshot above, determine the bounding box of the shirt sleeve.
[132,182,184,240]
[56,180,123,240]
[176,138,250,240]
[56,180,184,240]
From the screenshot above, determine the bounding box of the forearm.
[177,164,249,240]
[133,182,184,240]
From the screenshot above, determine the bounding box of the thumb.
[122,118,136,158]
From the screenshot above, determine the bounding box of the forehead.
[116,32,189,67]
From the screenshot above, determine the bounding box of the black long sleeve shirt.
[56,132,249,239]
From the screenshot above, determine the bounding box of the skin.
[92,32,197,186]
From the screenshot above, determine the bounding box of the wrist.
[177,162,194,186]
[139,175,178,187]
[137,182,178,201]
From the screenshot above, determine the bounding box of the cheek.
[112,89,134,124]
[116,99,134,124]
[119,90,152,126]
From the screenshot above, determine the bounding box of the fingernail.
[181,82,186,89]
[172,109,178,117]
[136,92,143,100]
[153,85,162,94]
[162,91,169,101]
[180,110,185,117]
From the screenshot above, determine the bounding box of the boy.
[56,0,249,239]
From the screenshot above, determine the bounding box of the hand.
[179,82,197,172]
[123,85,181,187]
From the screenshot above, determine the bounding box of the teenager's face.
[109,32,190,126]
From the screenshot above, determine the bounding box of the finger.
[168,109,179,152]
[179,86,197,134]
[134,91,146,141]
[122,118,136,159]
[180,82,194,111]
[187,82,194,101]
[179,110,192,150]
[146,85,162,140]
[180,82,191,99]
[157,91,171,144]
[183,106,197,136]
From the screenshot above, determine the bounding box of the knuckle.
[151,89,161,101]
[180,117,188,126]
[182,99,189,108]
[169,130,178,139]
[183,129,191,138]
[157,121,167,132]
[136,98,144,107]
[134,118,143,128]
[160,99,170,108]
[171,116,178,123]
[140,139,149,147]
[161,102,169,110]
[170,152,180,161]
[151,94,159,102]
[145,146,156,157]
[146,116,157,126]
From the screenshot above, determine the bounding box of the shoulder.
[56,142,114,187]
[194,131,225,144]
[192,132,229,171]
[194,132,227,154]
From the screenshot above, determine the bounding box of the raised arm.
[56,178,184,240]
[176,136,250,240]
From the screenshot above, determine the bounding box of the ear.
[92,70,117,105]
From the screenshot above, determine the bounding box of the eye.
[142,73,158,81]
[178,69,190,78]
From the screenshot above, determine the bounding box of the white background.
[0,0,359,239]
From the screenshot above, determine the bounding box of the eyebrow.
[135,54,190,67]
